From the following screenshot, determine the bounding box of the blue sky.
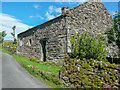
[0,1,118,40]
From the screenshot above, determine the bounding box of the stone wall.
[17,1,119,62]
[60,57,120,88]
[17,15,67,62]
[63,1,119,58]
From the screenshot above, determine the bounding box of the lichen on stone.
[60,57,120,88]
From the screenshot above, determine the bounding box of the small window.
[19,40,23,46]
[28,39,32,46]
[29,39,32,45]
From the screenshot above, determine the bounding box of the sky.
[0,0,119,40]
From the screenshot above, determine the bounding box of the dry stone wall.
[60,57,120,88]
[17,16,67,62]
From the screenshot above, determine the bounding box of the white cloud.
[45,6,62,20]
[37,15,44,20]
[55,8,61,13]
[48,5,61,13]
[29,15,44,20]
[49,6,54,13]
[111,11,116,15]
[46,12,55,20]
[0,13,32,40]
[33,5,39,9]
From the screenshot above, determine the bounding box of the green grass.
[3,40,13,43]
[13,55,61,75]
[2,40,17,47]
[0,41,66,88]
[0,46,11,54]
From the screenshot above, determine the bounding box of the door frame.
[40,39,47,62]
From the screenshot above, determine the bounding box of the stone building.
[17,0,119,62]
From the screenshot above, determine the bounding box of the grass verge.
[0,42,66,88]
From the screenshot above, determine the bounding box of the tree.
[11,26,17,44]
[2,31,7,37]
[105,11,120,63]
[0,33,3,43]
[113,11,120,49]
[0,31,7,43]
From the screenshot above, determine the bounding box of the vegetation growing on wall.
[60,30,120,88]
[60,57,120,88]
[69,32,107,61]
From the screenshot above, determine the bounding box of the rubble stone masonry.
[17,1,119,62]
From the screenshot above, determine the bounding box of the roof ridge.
[18,0,112,36]
[18,15,65,36]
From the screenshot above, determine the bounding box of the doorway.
[40,40,46,62]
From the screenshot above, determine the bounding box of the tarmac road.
[1,52,50,88]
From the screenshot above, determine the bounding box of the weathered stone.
[60,58,120,88]
[17,1,119,62]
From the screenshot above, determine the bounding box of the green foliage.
[106,11,120,49]
[30,57,40,63]
[38,71,62,85]
[11,26,17,44]
[2,41,17,54]
[61,58,120,88]
[0,45,65,88]
[105,11,120,63]
[106,28,115,44]
[0,31,7,43]
[106,11,120,48]
[69,31,107,61]
[29,57,62,67]
[11,26,16,37]
[113,11,120,48]
[13,38,17,44]
[36,60,41,63]
[0,33,3,43]
[1,31,7,37]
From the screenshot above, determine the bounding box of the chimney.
[61,7,70,15]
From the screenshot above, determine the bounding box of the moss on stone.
[60,58,120,88]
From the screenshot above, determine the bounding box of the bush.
[69,31,107,61]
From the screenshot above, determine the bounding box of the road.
[1,52,50,88]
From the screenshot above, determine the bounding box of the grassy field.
[0,41,66,88]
